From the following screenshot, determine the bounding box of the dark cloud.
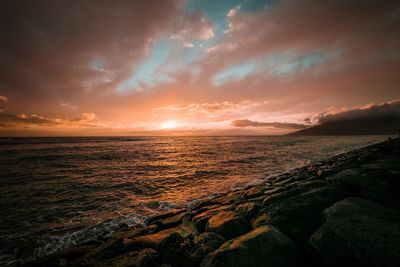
[217,0,400,57]
[316,100,400,124]
[0,0,191,111]
[0,112,98,128]
[231,119,307,129]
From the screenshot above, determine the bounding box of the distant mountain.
[288,116,400,136]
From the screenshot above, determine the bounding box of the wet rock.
[152,212,189,230]
[145,209,188,226]
[261,180,347,243]
[122,225,159,240]
[106,248,157,267]
[123,221,198,252]
[206,211,250,239]
[244,187,265,199]
[264,187,284,197]
[190,200,222,211]
[190,232,226,259]
[123,228,180,251]
[234,202,260,220]
[251,213,269,228]
[192,206,231,232]
[263,180,329,206]
[201,225,301,267]
[218,193,246,205]
[310,197,400,267]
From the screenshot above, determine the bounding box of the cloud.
[211,49,341,86]
[0,96,7,101]
[170,13,214,41]
[231,119,307,129]
[315,99,400,124]
[227,5,241,18]
[159,100,269,115]
[0,0,200,105]
[205,0,400,86]
[0,112,99,128]
[183,42,194,48]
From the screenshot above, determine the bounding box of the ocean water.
[0,135,386,265]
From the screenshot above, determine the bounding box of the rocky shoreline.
[26,138,400,267]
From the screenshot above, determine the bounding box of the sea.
[0,135,387,266]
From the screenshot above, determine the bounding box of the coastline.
[26,138,400,267]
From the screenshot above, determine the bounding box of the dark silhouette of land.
[289,116,400,136]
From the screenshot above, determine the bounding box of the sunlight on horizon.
[160,120,178,129]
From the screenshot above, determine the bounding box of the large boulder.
[189,232,226,264]
[327,168,400,210]
[192,206,232,232]
[261,180,347,243]
[201,225,301,267]
[205,211,250,239]
[310,197,400,267]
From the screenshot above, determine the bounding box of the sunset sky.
[0,0,399,136]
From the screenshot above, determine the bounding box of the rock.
[206,211,250,239]
[190,200,222,211]
[122,224,159,240]
[251,213,269,228]
[190,232,226,258]
[201,225,301,267]
[145,209,188,225]
[218,193,246,205]
[325,168,366,193]
[151,212,189,230]
[361,159,400,171]
[123,221,198,252]
[327,168,400,210]
[107,248,157,267]
[263,180,329,206]
[192,206,231,232]
[123,228,180,252]
[310,197,400,267]
[261,180,347,243]
[244,187,265,199]
[264,187,284,197]
[234,202,260,220]
[158,235,193,267]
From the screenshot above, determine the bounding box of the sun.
[160,120,178,129]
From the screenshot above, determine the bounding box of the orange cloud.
[0,112,100,128]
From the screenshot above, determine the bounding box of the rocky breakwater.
[26,138,400,267]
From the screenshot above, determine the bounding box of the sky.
[0,0,399,136]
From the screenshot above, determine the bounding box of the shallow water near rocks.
[0,135,387,266]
